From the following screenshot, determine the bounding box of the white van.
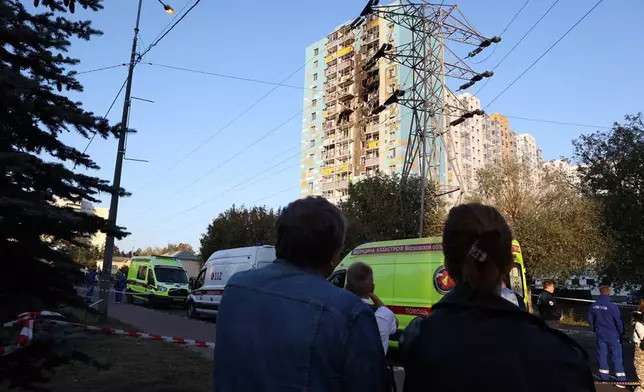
[186,245,276,318]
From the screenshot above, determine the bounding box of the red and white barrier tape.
[46,319,215,349]
[2,310,214,356]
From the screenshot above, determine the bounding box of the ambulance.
[186,245,276,319]
[126,255,190,307]
[329,237,528,349]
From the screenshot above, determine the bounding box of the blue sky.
[59,0,643,252]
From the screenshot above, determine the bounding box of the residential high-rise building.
[300,11,436,204]
[445,93,544,196]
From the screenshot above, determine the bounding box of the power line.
[135,105,309,217]
[504,116,610,129]
[484,0,604,109]
[80,77,129,156]
[133,60,311,194]
[147,0,193,48]
[75,63,127,75]
[143,62,308,90]
[154,113,413,226]
[138,0,202,60]
[470,0,531,65]
[474,0,560,94]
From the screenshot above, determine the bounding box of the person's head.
[599,285,611,296]
[633,311,644,324]
[345,261,374,298]
[543,280,555,293]
[638,298,644,313]
[442,203,513,294]
[275,196,347,277]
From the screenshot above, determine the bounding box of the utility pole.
[98,0,143,321]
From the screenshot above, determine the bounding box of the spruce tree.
[0,0,128,320]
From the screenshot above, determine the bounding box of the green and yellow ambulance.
[329,237,528,350]
[126,255,190,307]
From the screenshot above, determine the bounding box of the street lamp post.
[98,0,174,321]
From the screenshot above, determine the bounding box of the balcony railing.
[324,65,337,76]
[365,157,379,167]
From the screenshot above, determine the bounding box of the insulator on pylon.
[449,109,485,126]
[372,89,404,114]
[467,36,501,58]
[458,71,494,91]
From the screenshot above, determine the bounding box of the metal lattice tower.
[354,0,498,236]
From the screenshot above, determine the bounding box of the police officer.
[589,285,625,383]
[537,280,562,328]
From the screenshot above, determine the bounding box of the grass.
[2,306,213,392]
[560,308,591,327]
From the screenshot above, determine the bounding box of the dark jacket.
[403,284,595,392]
[213,259,385,392]
[589,295,624,340]
[537,290,561,321]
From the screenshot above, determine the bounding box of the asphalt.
[83,288,638,391]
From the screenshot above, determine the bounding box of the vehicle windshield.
[154,267,188,284]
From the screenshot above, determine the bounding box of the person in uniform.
[589,285,625,383]
[114,268,127,304]
[537,280,562,328]
[85,267,96,303]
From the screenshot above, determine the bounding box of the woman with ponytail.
[402,203,595,392]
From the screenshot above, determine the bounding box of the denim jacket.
[214,259,385,392]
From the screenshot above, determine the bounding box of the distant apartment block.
[52,197,108,249]
[445,93,544,196]
[301,10,441,204]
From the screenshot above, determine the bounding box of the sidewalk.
[108,303,216,359]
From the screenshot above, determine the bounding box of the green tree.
[339,173,443,255]
[573,113,644,286]
[473,157,606,279]
[199,205,278,261]
[0,0,128,319]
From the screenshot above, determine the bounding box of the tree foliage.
[339,173,444,255]
[573,113,644,286]
[1,0,128,320]
[199,205,277,261]
[473,157,606,279]
[136,242,195,257]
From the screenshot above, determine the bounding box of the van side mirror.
[188,277,195,289]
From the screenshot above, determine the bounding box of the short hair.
[442,203,513,293]
[600,285,611,295]
[275,196,346,268]
[346,262,373,297]
[543,280,555,288]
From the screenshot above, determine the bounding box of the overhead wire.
[132,59,312,194]
[134,103,312,217]
[74,63,127,75]
[137,0,202,61]
[156,111,413,227]
[473,0,560,95]
[79,77,128,156]
[143,62,308,90]
[484,0,605,109]
[470,0,531,65]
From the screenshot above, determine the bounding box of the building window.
[313,73,318,81]
[308,168,314,177]
[312,99,317,107]
[312,86,317,96]
[311,112,316,121]
[391,148,396,158]
[308,182,314,191]
[310,139,315,148]
[310,125,316,133]
[314,60,318,68]
[387,67,396,78]
[389,165,396,174]
[314,48,319,56]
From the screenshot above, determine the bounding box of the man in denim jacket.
[214,196,385,392]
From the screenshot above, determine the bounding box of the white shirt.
[501,287,520,307]
[362,299,398,354]
[632,322,644,344]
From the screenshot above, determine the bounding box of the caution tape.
[594,381,640,385]
[1,310,214,357]
[0,311,62,356]
[75,286,155,296]
[46,319,215,349]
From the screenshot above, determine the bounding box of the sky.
[54,0,643,252]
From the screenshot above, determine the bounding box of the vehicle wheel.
[187,301,198,319]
